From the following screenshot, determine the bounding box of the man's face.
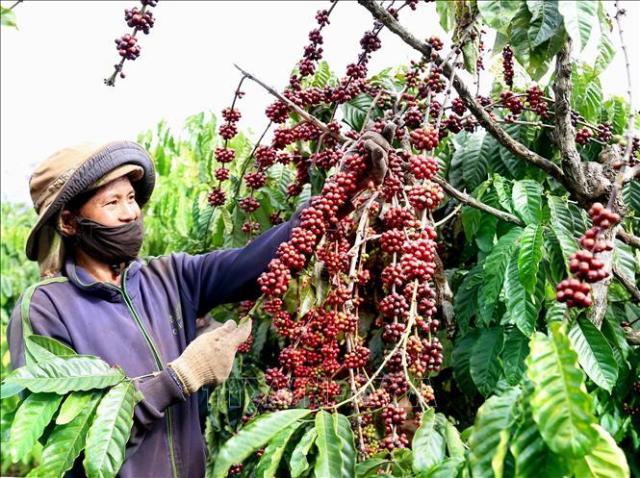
[60,176,141,235]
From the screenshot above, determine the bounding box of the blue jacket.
[8,214,301,478]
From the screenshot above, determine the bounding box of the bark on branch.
[552,40,612,202]
[617,229,640,249]
[357,0,569,189]
[432,176,525,226]
[234,64,348,143]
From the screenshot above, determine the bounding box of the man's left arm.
[174,202,306,317]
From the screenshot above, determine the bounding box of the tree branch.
[234,64,348,143]
[432,176,524,226]
[552,40,590,196]
[613,267,640,302]
[357,0,570,190]
[616,228,640,249]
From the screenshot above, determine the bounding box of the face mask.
[72,217,144,265]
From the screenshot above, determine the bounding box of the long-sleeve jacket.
[8,214,301,478]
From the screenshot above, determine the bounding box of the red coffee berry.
[410,127,439,150]
[207,188,226,207]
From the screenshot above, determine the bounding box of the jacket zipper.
[116,269,180,478]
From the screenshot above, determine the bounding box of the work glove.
[168,318,251,395]
[340,123,396,188]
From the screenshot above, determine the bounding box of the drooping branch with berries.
[93,1,640,475]
[104,0,158,86]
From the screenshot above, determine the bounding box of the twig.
[8,0,23,10]
[613,266,640,302]
[609,3,637,209]
[432,176,524,226]
[232,122,273,198]
[357,0,581,197]
[617,228,640,249]
[434,203,462,227]
[234,64,347,143]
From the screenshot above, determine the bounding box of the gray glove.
[341,123,396,187]
[168,318,251,395]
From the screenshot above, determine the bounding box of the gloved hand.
[168,318,251,395]
[340,123,396,188]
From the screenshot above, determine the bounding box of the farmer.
[8,132,392,478]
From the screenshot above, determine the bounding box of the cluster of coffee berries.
[124,7,155,33]
[105,1,159,85]
[410,127,439,151]
[502,46,514,88]
[207,83,248,209]
[500,91,524,116]
[556,203,620,307]
[115,34,140,60]
[576,127,593,145]
[597,123,613,142]
[526,85,549,118]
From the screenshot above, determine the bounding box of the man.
[8,133,391,477]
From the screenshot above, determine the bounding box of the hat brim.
[26,141,155,261]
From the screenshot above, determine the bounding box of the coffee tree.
[187,1,639,477]
[1,0,639,477]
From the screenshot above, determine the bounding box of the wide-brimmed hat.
[26,141,156,266]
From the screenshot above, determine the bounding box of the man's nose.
[120,202,139,222]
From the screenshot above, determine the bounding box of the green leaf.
[342,94,377,131]
[255,422,302,478]
[453,265,483,332]
[0,6,17,28]
[477,0,522,32]
[548,196,583,264]
[527,0,564,47]
[622,180,640,213]
[479,227,523,323]
[298,281,316,319]
[84,381,140,478]
[0,379,24,399]
[613,239,636,284]
[568,318,618,392]
[468,387,521,478]
[502,328,530,385]
[498,125,528,178]
[511,180,543,225]
[334,413,357,478]
[450,131,495,191]
[435,0,454,32]
[56,391,96,425]
[573,424,630,477]
[510,398,568,478]
[441,416,465,458]
[452,330,480,396]
[7,356,125,394]
[526,323,597,457]
[314,411,355,478]
[421,457,464,478]
[356,458,386,477]
[33,392,102,478]
[27,335,77,358]
[10,393,64,462]
[470,327,505,396]
[505,254,544,336]
[412,409,445,473]
[594,30,615,73]
[517,224,544,294]
[571,65,603,122]
[558,0,597,51]
[211,409,311,478]
[289,427,317,478]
